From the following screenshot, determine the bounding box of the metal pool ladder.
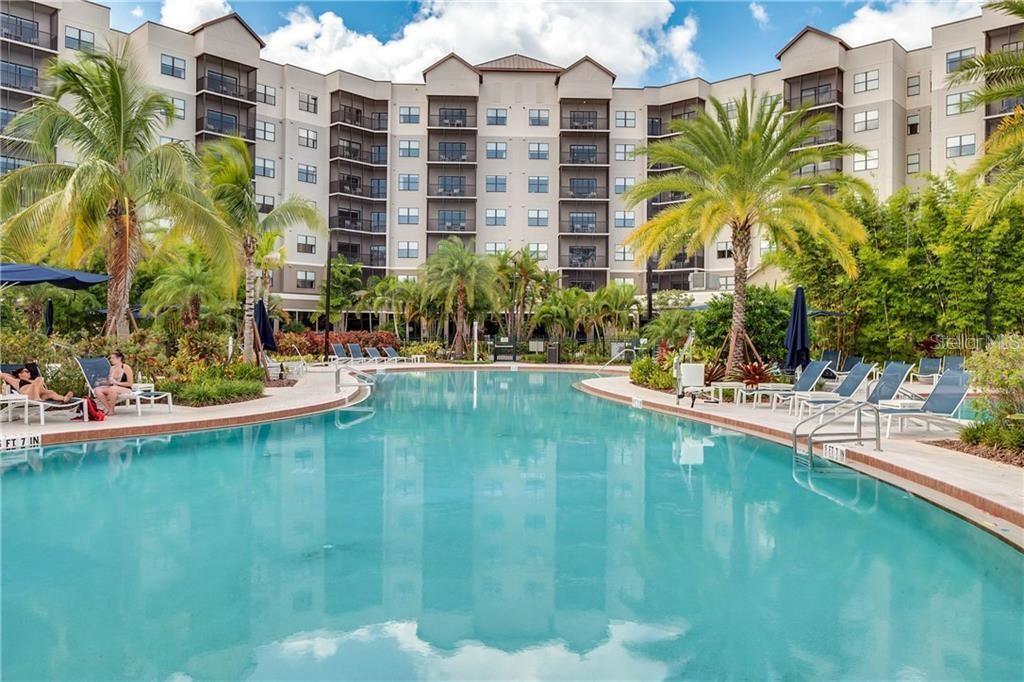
[791,396,883,465]
[335,365,376,393]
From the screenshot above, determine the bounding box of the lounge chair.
[943,355,965,372]
[346,343,369,364]
[76,357,173,415]
[877,369,971,437]
[910,356,943,384]
[383,346,412,363]
[790,362,876,417]
[330,343,349,363]
[738,359,831,407]
[364,347,385,362]
[833,355,863,381]
[1,362,86,424]
[801,361,914,413]
[820,350,842,379]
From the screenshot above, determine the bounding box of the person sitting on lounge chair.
[93,351,135,415]
[2,366,75,403]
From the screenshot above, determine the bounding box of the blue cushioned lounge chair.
[738,359,831,407]
[877,369,970,437]
[77,357,172,415]
[788,361,876,416]
[910,356,943,384]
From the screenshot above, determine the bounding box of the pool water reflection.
[2,371,1022,680]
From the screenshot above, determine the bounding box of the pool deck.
[2,361,1020,548]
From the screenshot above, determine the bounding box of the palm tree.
[314,256,363,330]
[142,245,234,328]
[949,1,1024,224]
[254,229,286,304]
[594,283,642,343]
[424,237,496,359]
[624,91,869,372]
[0,46,232,338]
[643,308,694,349]
[201,138,322,362]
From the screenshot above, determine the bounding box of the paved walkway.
[579,375,1024,547]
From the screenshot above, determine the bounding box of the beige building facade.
[2,1,1021,315]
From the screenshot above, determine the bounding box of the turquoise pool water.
[2,371,1022,680]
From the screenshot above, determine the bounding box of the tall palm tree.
[424,237,495,359]
[201,138,322,362]
[950,1,1024,224]
[254,228,286,304]
[594,283,642,342]
[314,256,363,330]
[141,245,234,328]
[624,91,869,372]
[0,46,231,338]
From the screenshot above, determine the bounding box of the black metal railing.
[559,220,607,234]
[800,128,842,146]
[650,191,686,204]
[428,113,477,128]
[647,114,697,136]
[257,202,274,214]
[1,14,56,49]
[427,183,475,197]
[559,151,609,164]
[196,116,255,140]
[329,145,387,164]
[559,185,608,199]
[329,215,386,232]
[559,252,608,268]
[987,98,1024,116]
[785,89,843,109]
[560,115,608,130]
[196,76,256,102]
[331,107,388,130]
[649,253,704,270]
[427,218,475,232]
[428,149,477,162]
[329,180,387,198]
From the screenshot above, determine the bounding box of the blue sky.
[110,1,983,84]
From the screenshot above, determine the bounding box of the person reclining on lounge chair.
[92,351,135,415]
[1,366,75,403]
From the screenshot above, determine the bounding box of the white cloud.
[749,2,770,29]
[261,0,702,85]
[159,0,232,31]
[130,5,144,19]
[832,0,982,50]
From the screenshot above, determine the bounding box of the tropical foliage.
[425,237,497,359]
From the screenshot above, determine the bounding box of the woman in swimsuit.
[94,351,134,415]
[1,366,74,402]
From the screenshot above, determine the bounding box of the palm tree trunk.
[726,222,752,374]
[453,287,467,359]
[242,237,257,363]
[103,204,137,339]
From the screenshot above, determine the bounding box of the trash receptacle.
[547,341,560,364]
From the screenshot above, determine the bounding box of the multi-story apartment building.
[2,1,1022,317]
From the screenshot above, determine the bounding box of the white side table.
[710,381,745,404]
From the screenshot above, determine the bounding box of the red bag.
[84,397,105,421]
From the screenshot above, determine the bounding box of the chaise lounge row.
[329,343,423,364]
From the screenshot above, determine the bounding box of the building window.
[297,235,316,254]
[614,210,635,228]
[853,109,879,132]
[485,208,507,226]
[256,193,275,211]
[528,176,548,193]
[529,108,549,126]
[399,140,419,157]
[907,75,920,97]
[945,91,976,115]
[614,244,633,261]
[527,209,548,226]
[255,157,275,177]
[719,276,735,291]
[486,175,506,192]
[528,142,549,160]
[399,106,420,124]
[716,241,733,259]
[398,207,419,224]
[615,110,636,128]
[485,242,506,255]
[615,144,635,161]
[397,241,419,258]
[946,47,975,73]
[256,83,276,105]
[296,271,315,289]
[65,26,94,51]
[906,153,921,174]
[907,113,920,135]
[397,274,418,283]
[853,69,879,93]
[614,177,635,194]
[725,101,738,119]
[946,134,976,158]
[527,243,548,260]
[171,97,185,120]
[486,142,507,159]
[255,120,275,141]
[298,128,317,148]
[486,107,507,125]
[398,173,419,191]
[853,149,879,171]
[760,239,774,256]
[298,93,318,113]
[613,277,635,286]
[160,54,185,79]
[297,163,317,183]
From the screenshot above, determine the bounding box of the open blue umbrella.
[254,299,277,352]
[784,286,811,370]
[0,263,108,290]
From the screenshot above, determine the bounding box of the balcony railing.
[1,15,56,50]
[428,149,477,162]
[196,76,256,102]
[427,218,476,232]
[785,89,843,109]
[329,180,386,198]
[647,113,697,136]
[559,252,608,268]
[559,220,607,234]
[648,254,704,270]
[793,160,842,179]
[987,98,1024,117]
[650,191,686,204]
[427,113,477,128]
[559,151,609,164]
[347,253,386,267]
[257,201,274,214]
[196,116,255,140]
[427,183,475,197]
[800,128,842,146]
[564,278,599,292]
[329,215,386,232]
[560,115,609,130]
[331,107,388,130]
[329,145,387,164]
[559,185,608,199]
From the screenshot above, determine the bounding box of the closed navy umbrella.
[254,299,277,352]
[784,286,811,370]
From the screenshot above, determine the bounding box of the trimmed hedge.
[629,357,675,390]
[275,330,400,356]
[157,378,264,407]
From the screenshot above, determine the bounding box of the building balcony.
[649,253,704,271]
[427,218,476,232]
[793,159,842,180]
[0,69,39,94]
[427,114,477,129]
[649,162,682,172]
[329,145,387,165]
[796,128,843,147]
[559,185,608,200]
[427,184,475,199]
[560,115,609,131]
[329,215,386,233]
[785,89,843,110]
[559,252,608,269]
[196,76,256,102]
[347,253,386,268]
[647,114,697,137]
[329,180,386,199]
[559,151,609,165]
[0,16,56,51]
[257,201,274,214]
[558,220,607,234]
[427,149,477,163]
[649,191,686,205]
[986,98,1024,117]
[195,116,255,141]
[331,106,388,132]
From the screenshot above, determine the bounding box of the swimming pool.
[2,371,1021,679]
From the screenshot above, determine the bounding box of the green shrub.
[401,341,444,360]
[157,378,263,407]
[693,286,791,363]
[630,357,675,390]
[962,335,1024,452]
[519,353,546,363]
